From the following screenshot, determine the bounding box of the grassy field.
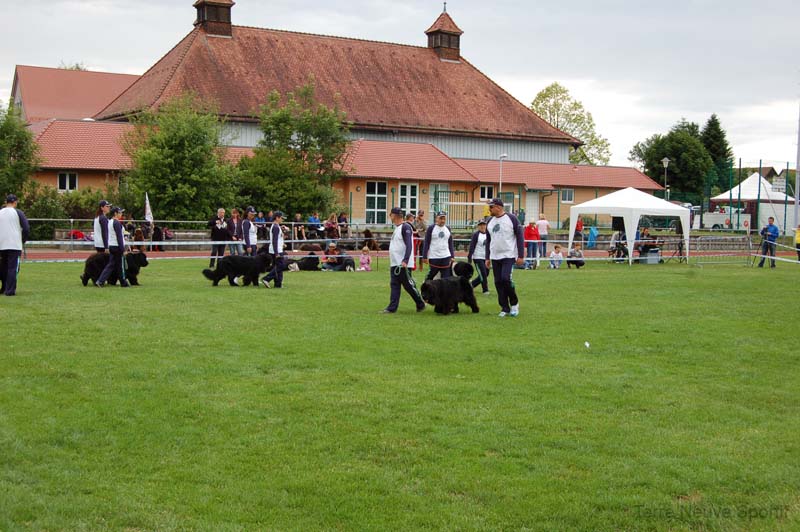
[1,259,798,531]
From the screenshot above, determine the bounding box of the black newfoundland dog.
[420,261,479,315]
[81,251,149,286]
[202,250,273,286]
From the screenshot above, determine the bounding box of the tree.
[238,79,351,214]
[58,61,87,71]
[530,82,611,165]
[123,94,237,221]
[701,114,733,190]
[0,103,39,197]
[629,121,713,195]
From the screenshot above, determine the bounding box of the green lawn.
[1,260,798,531]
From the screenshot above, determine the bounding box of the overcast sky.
[2,0,798,168]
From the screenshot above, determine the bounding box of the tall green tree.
[123,94,237,221]
[629,120,713,195]
[530,82,611,165]
[701,114,733,190]
[238,80,350,214]
[0,103,39,197]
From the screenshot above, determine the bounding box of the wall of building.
[221,123,571,164]
[32,169,118,191]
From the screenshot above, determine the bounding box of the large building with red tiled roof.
[14,1,661,227]
[11,66,138,123]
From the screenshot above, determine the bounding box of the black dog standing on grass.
[81,251,149,286]
[421,261,479,315]
[202,248,273,286]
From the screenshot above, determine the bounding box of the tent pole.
[756,160,762,229]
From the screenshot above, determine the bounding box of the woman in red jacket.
[523,220,540,270]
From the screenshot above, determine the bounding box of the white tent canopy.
[568,187,690,265]
[711,172,797,231]
[711,172,795,203]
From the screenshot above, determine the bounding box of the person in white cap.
[484,198,524,317]
[422,211,454,281]
[261,211,286,288]
[0,193,30,296]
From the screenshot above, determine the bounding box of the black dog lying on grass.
[421,261,480,315]
[202,251,273,286]
[81,251,149,286]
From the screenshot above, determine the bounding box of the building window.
[365,181,387,224]
[58,172,78,192]
[479,185,494,201]
[399,184,418,214]
[560,188,574,203]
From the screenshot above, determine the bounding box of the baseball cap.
[487,198,503,207]
[273,210,285,218]
[477,219,487,226]
[435,211,447,217]
[111,206,124,214]
[246,206,256,214]
[99,200,111,207]
[6,194,18,203]
[390,207,403,216]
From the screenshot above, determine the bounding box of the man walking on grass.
[383,207,425,314]
[0,194,30,296]
[485,198,524,317]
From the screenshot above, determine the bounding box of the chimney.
[194,0,234,37]
[424,6,463,61]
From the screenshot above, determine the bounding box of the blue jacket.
[761,223,779,243]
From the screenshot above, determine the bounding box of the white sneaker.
[498,311,507,318]
[261,278,271,288]
[510,304,519,317]
[346,265,354,272]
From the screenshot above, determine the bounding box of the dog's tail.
[202,269,215,280]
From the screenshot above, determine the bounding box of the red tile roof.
[12,66,139,123]
[96,26,578,145]
[33,120,133,171]
[342,139,477,182]
[425,12,463,35]
[455,159,663,191]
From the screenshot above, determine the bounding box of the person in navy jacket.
[261,211,286,288]
[382,207,425,313]
[97,206,129,287]
[242,206,258,256]
[422,211,454,281]
[0,194,31,296]
[467,218,490,294]
[93,200,111,252]
[485,198,525,317]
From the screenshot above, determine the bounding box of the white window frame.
[399,183,418,215]
[365,181,388,224]
[58,172,78,192]
[560,188,574,204]
[479,185,494,201]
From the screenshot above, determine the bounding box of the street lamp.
[499,153,508,196]
[661,157,670,201]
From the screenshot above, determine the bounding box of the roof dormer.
[194,0,234,37]
[425,5,463,61]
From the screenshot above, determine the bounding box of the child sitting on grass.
[358,246,372,271]
[567,242,585,269]
[549,244,564,269]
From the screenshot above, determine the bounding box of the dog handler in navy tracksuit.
[383,207,425,313]
[485,198,524,317]
[93,200,111,252]
[97,206,129,287]
[0,194,30,296]
[261,211,286,288]
[422,211,454,281]
[242,206,258,256]
[467,218,490,294]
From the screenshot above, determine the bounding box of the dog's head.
[255,253,274,272]
[126,252,148,269]
[420,280,439,305]
[453,261,473,279]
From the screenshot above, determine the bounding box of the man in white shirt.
[0,194,30,296]
[484,198,524,317]
[383,207,425,313]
